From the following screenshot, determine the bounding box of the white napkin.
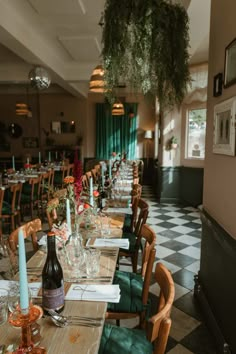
[8,180,19,183]
[91,238,129,249]
[105,207,132,215]
[65,284,120,303]
[24,174,38,178]
[37,235,47,246]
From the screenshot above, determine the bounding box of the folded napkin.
[8,180,19,183]
[65,284,120,303]
[24,174,38,178]
[105,207,132,215]
[91,238,129,249]
[37,234,47,246]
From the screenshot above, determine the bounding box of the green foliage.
[102,0,191,108]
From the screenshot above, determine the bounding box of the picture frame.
[23,137,39,149]
[213,96,236,156]
[224,38,236,87]
[213,73,223,97]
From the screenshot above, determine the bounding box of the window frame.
[181,102,206,167]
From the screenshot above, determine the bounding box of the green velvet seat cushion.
[22,183,33,195]
[2,201,12,214]
[123,214,132,232]
[21,192,38,203]
[54,171,63,184]
[107,270,144,313]
[99,323,153,354]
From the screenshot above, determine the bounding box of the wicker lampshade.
[89,65,105,93]
[112,100,124,116]
[16,103,29,116]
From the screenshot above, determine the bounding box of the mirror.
[51,121,76,134]
[8,123,23,138]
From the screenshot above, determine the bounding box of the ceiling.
[0,0,211,98]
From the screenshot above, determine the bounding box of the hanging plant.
[102,0,191,108]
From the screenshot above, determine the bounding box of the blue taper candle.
[18,229,29,314]
[66,198,72,235]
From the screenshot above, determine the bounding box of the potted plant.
[166,136,178,150]
[102,0,190,108]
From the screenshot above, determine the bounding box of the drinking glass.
[85,249,101,277]
[100,215,111,238]
[8,283,32,314]
[0,288,9,326]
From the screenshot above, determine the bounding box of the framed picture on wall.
[213,96,236,155]
[224,38,236,87]
[213,73,223,97]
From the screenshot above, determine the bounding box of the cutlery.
[48,310,102,328]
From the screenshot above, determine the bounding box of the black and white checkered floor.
[141,185,217,354]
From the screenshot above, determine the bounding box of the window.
[186,108,206,159]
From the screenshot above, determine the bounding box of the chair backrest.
[0,188,5,241]
[146,262,175,354]
[140,224,156,306]
[85,171,92,186]
[40,171,52,199]
[46,197,60,229]
[10,182,23,212]
[134,198,149,238]
[67,163,74,176]
[53,188,67,199]
[8,218,42,253]
[28,177,41,200]
[91,168,98,183]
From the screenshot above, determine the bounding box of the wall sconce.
[144,130,153,158]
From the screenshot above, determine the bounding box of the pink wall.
[203,0,236,239]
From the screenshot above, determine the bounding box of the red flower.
[24,163,31,169]
[93,190,99,197]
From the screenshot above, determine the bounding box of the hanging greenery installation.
[102,0,191,108]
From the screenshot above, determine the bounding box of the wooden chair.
[106,224,156,327]
[67,163,74,176]
[100,262,175,354]
[1,182,22,232]
[123,183,143,233]
[120,198,149,272]
[46,197,60,230]
[21,177,41,219]
[40,170,52,202]
[53,188,67,199]
[8,218,41,253]
[54,165,69,188]
[91,168,99,184]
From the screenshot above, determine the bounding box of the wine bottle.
[42,231,64,314]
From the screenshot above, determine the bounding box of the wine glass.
[8,282,32,314]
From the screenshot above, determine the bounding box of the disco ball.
[28,66,51,90]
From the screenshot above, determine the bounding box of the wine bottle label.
[42,285,64,311]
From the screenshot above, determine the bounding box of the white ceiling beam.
[0,1,87,97]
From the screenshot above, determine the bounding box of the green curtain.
[96,103,138,160]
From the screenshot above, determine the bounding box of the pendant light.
[89,65,105,93]
[16,103,29,116]
[112,99,124,116]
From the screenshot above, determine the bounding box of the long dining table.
[0,212,126,354]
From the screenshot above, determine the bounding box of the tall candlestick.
[109,159,112,179]
[18,229,29,314]
[48,151,51,162]
[39,151,41,164]
[55,151,58,160]
[66,198,72,235]
[89,195,94,207]
[26,158,29,165]
[12,155,15,171]
[89,176,93,197]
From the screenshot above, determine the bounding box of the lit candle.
[48,151,51,162]
[109,159,112,179]
[66,198,72,235]
[18,229,29,314]
[39,151,41,164]
[55,151,58,160]
[12,155,15,171]
[26,158,29,165]
[89,176,93,197]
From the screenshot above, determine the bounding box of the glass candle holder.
[8,305,46,354]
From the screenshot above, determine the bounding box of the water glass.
[0,288,9,326]
[8,282,32,313]
[86,249,101,277]
[100,215,111,238]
